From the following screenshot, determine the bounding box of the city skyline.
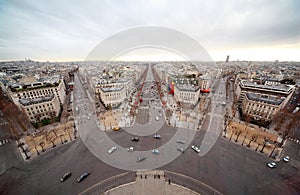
[0,0,300,62]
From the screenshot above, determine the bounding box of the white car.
[126,146,134,152]
[283,156,290,162]
[154,134,161,139]
[176,139,185,144]
[191,145,200,153]
[152,149,160,155]
[155,116,159,121]
[108,146,117,154]
[267,162,277,168]
[177,147,184,153]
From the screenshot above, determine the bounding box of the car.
[131,137,139,142]
[77,172,90,183]
[155,116,159,121]
[191,145,200,153]
[154,134,161,139]
[176,139,185,144]
[108,146,117,154]
[60,172,72,182]
[152,149,160,155]
[126,146,134,152]
[87,116,90,120]
[267,162,277,168]
[283,156,290,162]
[113,126,120,131]
[177,147,184,153]
[136,157,146,162]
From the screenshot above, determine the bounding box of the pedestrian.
[168,179,170,184]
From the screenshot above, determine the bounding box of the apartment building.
[9,75,66,106]
[8,75,66,123]
[95,78,132,98]
[19,94,60,123]
[236,80,294,106]
[99,86,126,108]
[174,85,200,106]
[236,80,295,125]
[241,93,284,124]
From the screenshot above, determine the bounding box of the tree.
[39,142,45,152]
[260,137,268,153]
[235,131,242,142]
[230,128,235,141]
[241,132,248,146]
[50,138,56,148]
[46,132,56,148]
[59,135,64,144]
[255,143,260,151]
[269,143,278,158]
[247,135,257,147]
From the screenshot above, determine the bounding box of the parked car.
[283,156,290,162]
[177,147,184,153]
[176,139,185,144]
[60,172,72,182]
[131,137,139,142]
[152,149,160,155]
[108,146,117,154]
[191,145,200,153]
[154,134,161,139]
[77,172,90,183]
[267,162,277,168]
[136,157,146,162]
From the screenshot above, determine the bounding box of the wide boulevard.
[0,67,299,195]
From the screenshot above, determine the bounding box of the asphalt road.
[1,127,299,195]
[1,70,299,194]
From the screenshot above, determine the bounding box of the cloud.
[0,0,299,61]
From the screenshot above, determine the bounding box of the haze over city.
[1,1,300,195]
[0,0,300,61]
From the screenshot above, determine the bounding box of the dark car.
[77,172,90,183]
[136,157,146,162]
[60,172,72,182]
[131,137,139,142]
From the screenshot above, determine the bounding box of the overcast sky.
[0,0,299,61]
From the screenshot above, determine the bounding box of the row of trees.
[228,127,274,153]
[18,122,76,158]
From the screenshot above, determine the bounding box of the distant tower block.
[226,55,230,62]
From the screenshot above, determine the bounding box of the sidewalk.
[224,120,283,160]
[17,121,76,160]
[101,170,200,195]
